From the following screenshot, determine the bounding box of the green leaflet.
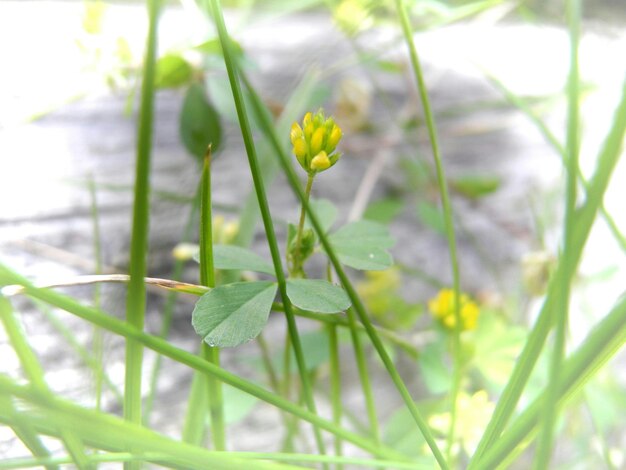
[286,279,351,314]
[192,281,277,348]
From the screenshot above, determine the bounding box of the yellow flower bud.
[310,127,325,156]
[291,109,343,175]
[311,151,331,171]
[290,122,303,145]
[325,125,342,153]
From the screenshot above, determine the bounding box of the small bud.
[310,127,325,156]
[325,125,342,153]
[291,109,343,175]
[290,122,303,145]
[311,151,331,171]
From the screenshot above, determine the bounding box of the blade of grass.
[207,0,327,460]
[470,75,626,467]
[200,148,226,450]
[0,265,408,462]
[0,297,88,468]
[0,376,301,470]
[533,0,581,466]
[239,66,447,468]
[395,0,462,463]
[123,0,161,450]
[475,292,626,469]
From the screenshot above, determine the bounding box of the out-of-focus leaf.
[328,220,394,270]
[192,244,275,275]
[363,198,404,225]
[304,198,338,233]
[155,54,194,89]
[451,175,500,199]
[179,83,222,158]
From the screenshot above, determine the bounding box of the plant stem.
[200,147,226,451]
[394,0,462,462]
[328,324,343,468]
[207,0,327,461]
[533,0,580,467]
[123,1,160,460]
[292,173,315,276]
[346,308,380,443]
[239,65,447,469]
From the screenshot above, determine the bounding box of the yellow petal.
[310,127,326,155]
[311,151,331,171]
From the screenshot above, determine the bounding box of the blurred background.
[1,0,625,465]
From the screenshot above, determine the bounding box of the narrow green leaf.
[328,220,395,271]
[154,54,194,89]
[304,199,338,233]
[201,244,276,275]
[192,281,278,348]
[363,198,405,225]
[180,83,222,158]
[286,279,351,314]
[450,175,500,199]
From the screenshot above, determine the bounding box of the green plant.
[2,0,626,469]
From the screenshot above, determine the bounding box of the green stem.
[394,0,462,462]
[328,324,343,469]
[200,147,226,451]
[533,1,581,467]
[469,75,626,467]
[239,63,447,469]
[207,0,327,461]
[123,0,161,453]
[346,308,380,443]
[292,173,315,276]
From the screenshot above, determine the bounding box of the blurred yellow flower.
[291,110,342,175]
[428,288,479,331]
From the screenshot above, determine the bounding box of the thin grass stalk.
[0,266,408,462]
[238,69,447,468]
[0,448,432,470]
[123,0,161,448]
[485,70,626,253]
[396,0,462,462]
[33,300,123,404]
[207,0,327,460]
[469,76,626,467]
[327,323,343,468]
[533,1,581,466]
[0,297,87,467]
[200,147,226,450]
[0,377,301,470]
[345,308,380,442]
[0,312,55,470]
[474,293,626,469]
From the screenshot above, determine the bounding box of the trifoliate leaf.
[328,220,394,270]
[286,279,351,313]
[363,198,404,225]
[192,281,277,348]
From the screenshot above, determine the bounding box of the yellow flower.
[291,109,343,175]
[428,288,479,331]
